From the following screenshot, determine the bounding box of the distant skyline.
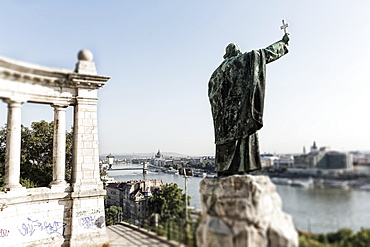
[1,1,370,156]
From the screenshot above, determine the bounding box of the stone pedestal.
[196,175,298,247]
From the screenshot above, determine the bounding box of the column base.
[3,183,24,191]
[3,185,26,196]
[49,181,71,192]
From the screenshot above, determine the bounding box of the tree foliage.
[299,228,370,247]
[341,228,370,247]
[148,183,189,224]
[105,206,123,226]
[0,120,73,189]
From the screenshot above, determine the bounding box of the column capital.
[51,103,69,109]
[3,98,25,106]
[75,97,99,105]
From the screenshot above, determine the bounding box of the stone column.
[69,97,108,246]
[3,99,23,191]
[71,97,102,191]
[50,104,68,187]
[68,50,109,246]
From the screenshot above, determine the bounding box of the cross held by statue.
[280,19,289,34]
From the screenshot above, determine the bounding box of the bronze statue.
[209,29,290,177]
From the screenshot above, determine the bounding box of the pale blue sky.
[0,1,369,156]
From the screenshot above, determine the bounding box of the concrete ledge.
[0,186,71,204]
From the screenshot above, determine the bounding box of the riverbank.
[266,171,370,191]
[107,163,370,233]
[148,164,370,191]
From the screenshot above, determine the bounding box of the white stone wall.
[0,51,110,246]
[0,189,71,247]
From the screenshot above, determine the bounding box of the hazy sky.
[0,1,369,156]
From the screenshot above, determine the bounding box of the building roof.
[106,182,120,189]
[357,162,370,167]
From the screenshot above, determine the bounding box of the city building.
[261,154,279,167]
[316,151,353,169]
[355,162,370,175]
[274,154,294,169]
[153,150,166,166]
[106,180,163,223]
[294,142,353,170]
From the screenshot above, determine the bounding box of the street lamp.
[106,153,115,170]
[178,168,193,220]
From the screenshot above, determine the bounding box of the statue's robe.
[209,40,288,175]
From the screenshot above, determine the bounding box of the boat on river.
[193,171,207,178]
[323,181,349,189]
[165,168,178,175]
[356,185,370,191]
[101,175,115,183]
[291,178,314,188]
[206,173,217,178]
[271,177,292,185]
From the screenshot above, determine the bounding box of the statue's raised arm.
[264,33,290,64]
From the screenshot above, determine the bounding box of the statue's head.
[223,43,242,59]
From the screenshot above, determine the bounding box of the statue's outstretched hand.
[282,33,290,44]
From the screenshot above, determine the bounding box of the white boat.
[101,175,115,183]
[271,177,292,185]
[290,178,313,188]
[357,185,370,191]
[165,168,178,175]
[194,171,207,178]
[206,173,217,178]
[324,181,349,189]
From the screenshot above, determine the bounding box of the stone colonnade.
[0,50,110,246]
[3,101,70,190]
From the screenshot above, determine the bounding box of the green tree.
[105,206,123,226]
[148,183,192,243]
[299,228,370,247]
[0,120,73,189]
[326,228,353,244]
[299,231,322,247]
[149,183,188,224]
[20,121,54,187]
[341,228,370,247]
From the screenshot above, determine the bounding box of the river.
[107,163,370,234]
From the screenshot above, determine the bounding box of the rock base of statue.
[196,175,298,247]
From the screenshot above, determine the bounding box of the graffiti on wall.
[75,208,102,218]
[79,216,105,230]
[0,229,9,237]
[17,218,67,237]
[76,208,105,231]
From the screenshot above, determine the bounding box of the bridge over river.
[108,163,167,174]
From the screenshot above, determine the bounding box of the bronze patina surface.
[209,33,290,176]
